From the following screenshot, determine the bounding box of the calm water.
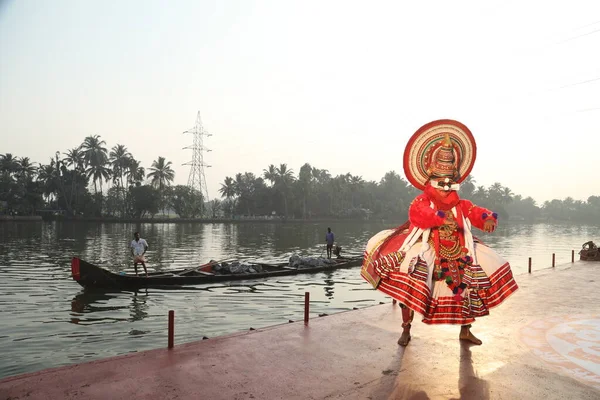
[0,220,598,379]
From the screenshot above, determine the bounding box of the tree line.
[2,138,600,223]
[0,135,202,218]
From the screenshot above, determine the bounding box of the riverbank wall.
[0,215,42,222]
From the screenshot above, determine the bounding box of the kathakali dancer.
[361,119,518,346]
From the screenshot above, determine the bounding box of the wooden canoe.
[70,255,364,289]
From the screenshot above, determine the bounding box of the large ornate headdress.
[403,119,477,191]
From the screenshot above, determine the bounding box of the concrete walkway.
[1,261,599,400]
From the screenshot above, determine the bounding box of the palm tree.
[219,176,237,200]
[275,163,295,218]
[234,172,253,215]
[210,199,222,218]
[219,176,237,217]
[263,164,277,187]
[87,164,111,196]
[81,135,109,194]
[487,182,504,204]
[473,185,488,204]
[63,147,85,172]
[36,163,57,202]
[501,187,514,205]
[298,163,314,219]
[17,157,36,182]
[109,144,131,191]
[63,147,86,210]
[459,175,476,199]
[127,159,146,186]
[147,156,175,214]
[349,175,365,208]
[0,153,18,180]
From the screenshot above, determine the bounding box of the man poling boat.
[130,231,149,277]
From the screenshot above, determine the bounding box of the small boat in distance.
[71,255,364,290]
[579,241,600,261]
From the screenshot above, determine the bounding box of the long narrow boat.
[71,255,364,289]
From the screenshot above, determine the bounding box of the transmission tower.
[183,111,212,210]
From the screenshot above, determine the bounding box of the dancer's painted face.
[429,177,456,198]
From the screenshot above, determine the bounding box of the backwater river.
[0,220,597,379]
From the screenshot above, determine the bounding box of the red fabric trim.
[482,263,519,308]
[378,278,430,315]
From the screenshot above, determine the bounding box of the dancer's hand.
[483,219,496,233]
[443,218,458,230]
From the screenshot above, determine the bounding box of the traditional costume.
[361,119,518,345]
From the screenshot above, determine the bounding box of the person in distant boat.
[325,227,335,259]
[333,245,343,258]
[130,232,149,277]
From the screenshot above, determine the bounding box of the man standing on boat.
[130,232,149,277]
[325,227,335,259]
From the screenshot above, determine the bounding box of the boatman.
[130,231,149,277]
[325,227,335,259]
[361,119,518,346]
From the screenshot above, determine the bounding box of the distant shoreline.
[0,215,576,225]
[1,215,394,224]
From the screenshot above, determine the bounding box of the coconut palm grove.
[1,134,599,222]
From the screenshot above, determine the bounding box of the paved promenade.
[1,261,599,399]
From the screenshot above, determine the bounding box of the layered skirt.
[361,228,519,325]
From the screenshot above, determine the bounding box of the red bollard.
[552,253,555,268]
[528,257,532,274]
[304,292,310,325]
[168,310,174,349]
[572,250,575,263]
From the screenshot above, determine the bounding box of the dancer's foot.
[460,325,482,345]
[397,331,411,346]
[397,324,411,346]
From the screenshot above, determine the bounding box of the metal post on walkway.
[168,310,174,349]
[572,250,575,263]
[552,253,555,268]
[304,292,310,325]
[528,257,532,274]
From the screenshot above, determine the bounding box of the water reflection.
[69,291,126,324]
[130,290,149,322]
[323,271,335,299]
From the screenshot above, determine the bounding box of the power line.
[559,76,600,89]
[558,27,600,43]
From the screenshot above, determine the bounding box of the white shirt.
[130,238,148,256]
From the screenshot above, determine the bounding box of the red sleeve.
[408,195,445,229]
[460,199,497,231]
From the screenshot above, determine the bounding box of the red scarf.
[423,181,460,211]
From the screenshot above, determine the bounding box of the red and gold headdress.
[403,119,477,191]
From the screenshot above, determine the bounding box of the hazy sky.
[1,0,599,204]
